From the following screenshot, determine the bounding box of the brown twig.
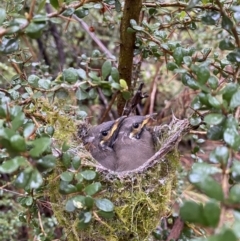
[100,91,119,123]
[97,88,115,121]
[142,2,220,11]
[73,15,115,60]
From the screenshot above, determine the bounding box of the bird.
[82,116,126,170]
[113,115,155,172]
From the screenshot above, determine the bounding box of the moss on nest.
[48,118,189,241]
[48,151,179,241]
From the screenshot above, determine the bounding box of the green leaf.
[219,39,235,50]
[202,11,220,25]
[227,49,240,63]
[76,88,88,100]
[173,47,184,65]
[207,125,224,140]
[84,182,101,196]
[28,169,43,189]
[222,83,238,102]
[50,0,59,9]
[62,8,74,17]
[187,0,201,9]
[62,141,70,152]
[37,0,46,13]
[75,8,89,18]
[23,123,35,138]
[231,160,240,182]
[182,73,199,90]
[65,200,75,212]
[222,15,233,30]
[183,56,192,66]
[122,91,131,100]
[72,156,81,170]
[26,22,45,39]
[95,199,114,212]
[59,181,77,194]
[102,60,112,80]
[189,116,202,126]
[72,195,86,208]
[77,68,87,80]
[92,49,101,57]
[12,114,27,131]
[230,89,240,109]
[97,210,115,219]
[208,76,218,90]
[38,78,51,89]
[224,127,240,150]
[189,163,224,201]
[61,152,72,168]
[0,8,6,25]
[60,171,74,182]
[207,94,221,109]
[204,113,225,125]
[0,37,19,54]
[62,68,78,83]
[166,62,178,71]
[208,229,237,241]
[132,25,144,31]
[79,211,92,224]
[193,175,224,201]
[191,163,221,175]
[88,88,97,99]
[28,74,40,88]
[111,67,119,82]
[229,184,240,203]
[191,96,202,109]
[203,201,220,227]
[130,19,137,26]
[37,155,56,170]
[0,157,27,174]
[15,168,43,189]
[85,196,94,209]
[180,201,203,223]
[10,135,26,152]
[81,170,96,180]
[209,146,229,165]
[232,6,240,22]
[119,79,128,90]
[196,65,210,84]
[15,167,32,188]
[115,0,121,12]
[29,137,51,157]
[111,82,120,90]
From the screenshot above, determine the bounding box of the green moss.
[48,149,179,241]
[48,119,185,241]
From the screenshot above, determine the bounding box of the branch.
[73,15,115,60]
[117,0,143,115]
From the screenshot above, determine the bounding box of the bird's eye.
[101,130,108,136]
[133,123,139,129]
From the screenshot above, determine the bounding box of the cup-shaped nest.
[48,117,190,241]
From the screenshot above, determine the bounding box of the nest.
[48,117,190,241]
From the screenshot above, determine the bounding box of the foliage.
[1,0,240,240]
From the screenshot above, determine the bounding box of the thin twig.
[100,91,119,123]
[73,15,116,61]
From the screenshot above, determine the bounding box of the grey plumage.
[114,116,155,172]
[82,117,126,170]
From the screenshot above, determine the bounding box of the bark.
[117,0,142,115]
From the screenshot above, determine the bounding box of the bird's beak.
[130,115,154,139]
[108,116,127,147]
[144,113,157,127]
